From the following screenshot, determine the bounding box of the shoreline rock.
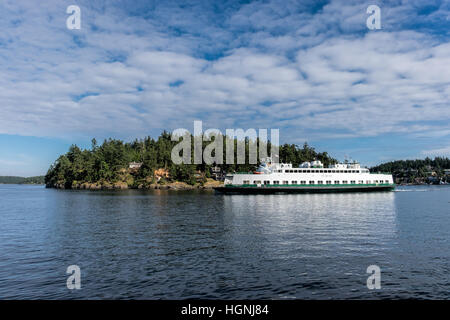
[46,179,223,191]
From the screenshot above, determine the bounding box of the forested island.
[0,176,45,184]
[371,158,450,185]
[44,131,450,190]
[44,131,336,190]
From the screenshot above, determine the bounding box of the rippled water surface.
[0,184,449,299]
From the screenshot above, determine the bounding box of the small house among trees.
[154,168,169,182]
[210,165,224,180]
[129,162,143,169]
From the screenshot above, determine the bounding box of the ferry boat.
[214,157,394,194]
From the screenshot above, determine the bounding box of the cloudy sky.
[0,0,449,176]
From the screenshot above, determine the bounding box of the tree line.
[371,157,450,173]
[45,131,337,188]
[370,157,450,183]
[0,176,45,184]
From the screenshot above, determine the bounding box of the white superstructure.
[224,157,393,187]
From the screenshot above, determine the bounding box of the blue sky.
[0,0,449,176]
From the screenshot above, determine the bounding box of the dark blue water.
[0,184,448,299]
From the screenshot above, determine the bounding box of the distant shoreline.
[0,183,45,185]
[0,176,45,185]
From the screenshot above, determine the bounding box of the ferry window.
[350,180,355,184]
[273,181,279,185]
[319,170,323,173]
[359,180,364,184]
[264,180,270,185]
[326,181,332,184]
[291,181,297,184]
[356,170,360,173]
[344,170,348,173]
[332,170,336,173]
[385,180,389,183]
[318,181,323,184]
[342,181,348,184]
[334,180,339,184]
[243,180,250,184]
[339,170,343,173]
[307,170,311,173]
[374,180,378,183]
[366,181,370,184]
[309,180,314,184]
[253,181,261,184]
[300,180,306,184]
[283,181,289,184]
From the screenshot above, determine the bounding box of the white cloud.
[422,146,450,157]
[0,0,448,149]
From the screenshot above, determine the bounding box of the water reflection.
[1,185,449,299]
[224,192,397,249]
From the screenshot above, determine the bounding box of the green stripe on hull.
[215,184,395,194]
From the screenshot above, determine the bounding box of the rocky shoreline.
[47,179,223,191]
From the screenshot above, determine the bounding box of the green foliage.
[370,157,450,184]
[279,142,337,167]
[0,176,45,184]
[45,131,337,188]
[371,157,450,174]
